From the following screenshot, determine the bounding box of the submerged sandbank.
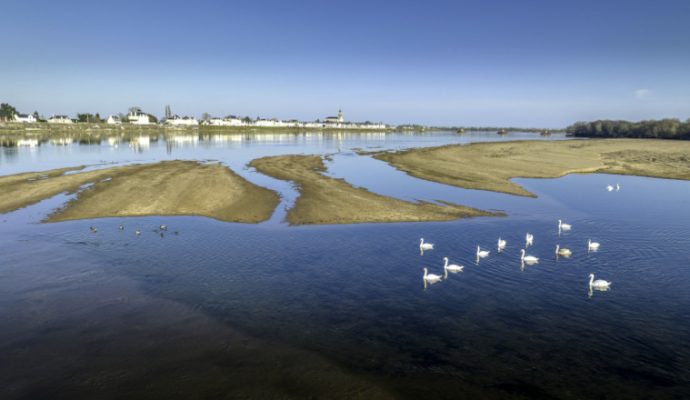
[372,139,690,197]
[249,155,498,225]
[0,161,279,223]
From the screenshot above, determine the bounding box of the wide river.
[1,131,689,399]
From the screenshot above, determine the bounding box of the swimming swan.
[616,183,620,191]
[555,244,572,257]
[420,238,434,251]
[525,233,534,247]
[606,185,614,192]
[588,273,611,290]
[423,267,443,283]
[558,219,572,232]
[520,249,539,264]
[497,237,507,251]
[476,246,490,258]
[588,239,600,251]
[443,257,464,278]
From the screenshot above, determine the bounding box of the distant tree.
[77,113,104,123]
[566,118,690,140]
[147,114,158,123]
[201,112,211,121]
[128,106,142,115]
[242,116,253,123]
[0,103,17,121]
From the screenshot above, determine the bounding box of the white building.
[166,115,199,126]
[324,109,344,124]
[107,115,122,125]
[127,108,151,125]
[13,113,36,123]
[48,115,73,124]
[205,117,245,126]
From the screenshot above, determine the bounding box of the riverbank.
[249,155,498,225]
[372,139,690,197]
[0,161,279,223]
[0,123,393,138]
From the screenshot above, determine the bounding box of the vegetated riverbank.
[567,118,690,140]
[0,122,392,138]
[0,161,279,223]
[372,139,690,197]
[249,155,499,225]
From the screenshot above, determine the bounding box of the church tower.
[337,109,343,122]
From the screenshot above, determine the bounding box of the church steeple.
[337,109,343,122]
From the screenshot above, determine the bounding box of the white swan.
[420,238,434,251]
[588,273,611,290]
[525,233,534,247]
[423,267,443,283]
[476,246,490,258]
[135,229,141,236]
[443,257,464,278]
[520,249,539,264]
[615,183,620,191]
[497,237,507,251]
[588,239,600,251]
[558,219,572,232]
[555,244,572,257]
[606,185,614,192]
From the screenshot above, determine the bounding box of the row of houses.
[10,109,390,129]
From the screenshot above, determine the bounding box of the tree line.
[566,118,690,140]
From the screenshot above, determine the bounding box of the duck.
[443,257,464,278]
[423,267,443,284]
[89,226,97,233]
[520,249,539,264]
[119,224,124,230]
[476,246,490,258]
[159,224,168,231]
[587,239,600,251]
[497,237,507,251]
[588,273,611,290]
[558,219,572,232]
[555,244,572,257]
[525,233,534,247]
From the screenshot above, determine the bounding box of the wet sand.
[373,139,690,197]
[249,154,498,225]
[0,161,279,223]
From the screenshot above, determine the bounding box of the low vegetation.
[249,154,498,225]
[0,161,279,223]
[373,139,690,197]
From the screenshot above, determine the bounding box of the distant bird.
[159,224,167,231]
[89,226,97,233]
[497,237,507,251]
[135,229,141,236]
[443,257,464,278]
[420,238,434,252]
[476,246,490,259]
[525,233,534,247]
[588,273,612,290]
[588,239,600,251]
[423,267,443,284]
[119,224,124,230]
[558,219,572,232]
[555,244,572,257]
[520,249,539,264]
[616,183,621,191]
[606,185,614,192]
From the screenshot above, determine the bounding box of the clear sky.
[2,0,689,127]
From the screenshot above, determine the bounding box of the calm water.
[1,131,689,399]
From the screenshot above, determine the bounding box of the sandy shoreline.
[0,161,279,223]
[249,154,498,225]
[372,139,690,197]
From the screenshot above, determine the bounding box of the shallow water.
[1,131,689,399]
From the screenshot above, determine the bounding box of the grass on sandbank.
[0,161,279,223]
[372,139,690,197]
[249,154,499,225]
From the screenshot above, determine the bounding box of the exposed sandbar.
[249,155,497,225]
[0,161,279,223]
[373,139,690,197]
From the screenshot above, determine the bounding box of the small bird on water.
[159,225,167,231]
[135,229,141,236]
[89,226,97,233]
[119,224,124,230]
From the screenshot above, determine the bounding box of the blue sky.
[2,0,689,127]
